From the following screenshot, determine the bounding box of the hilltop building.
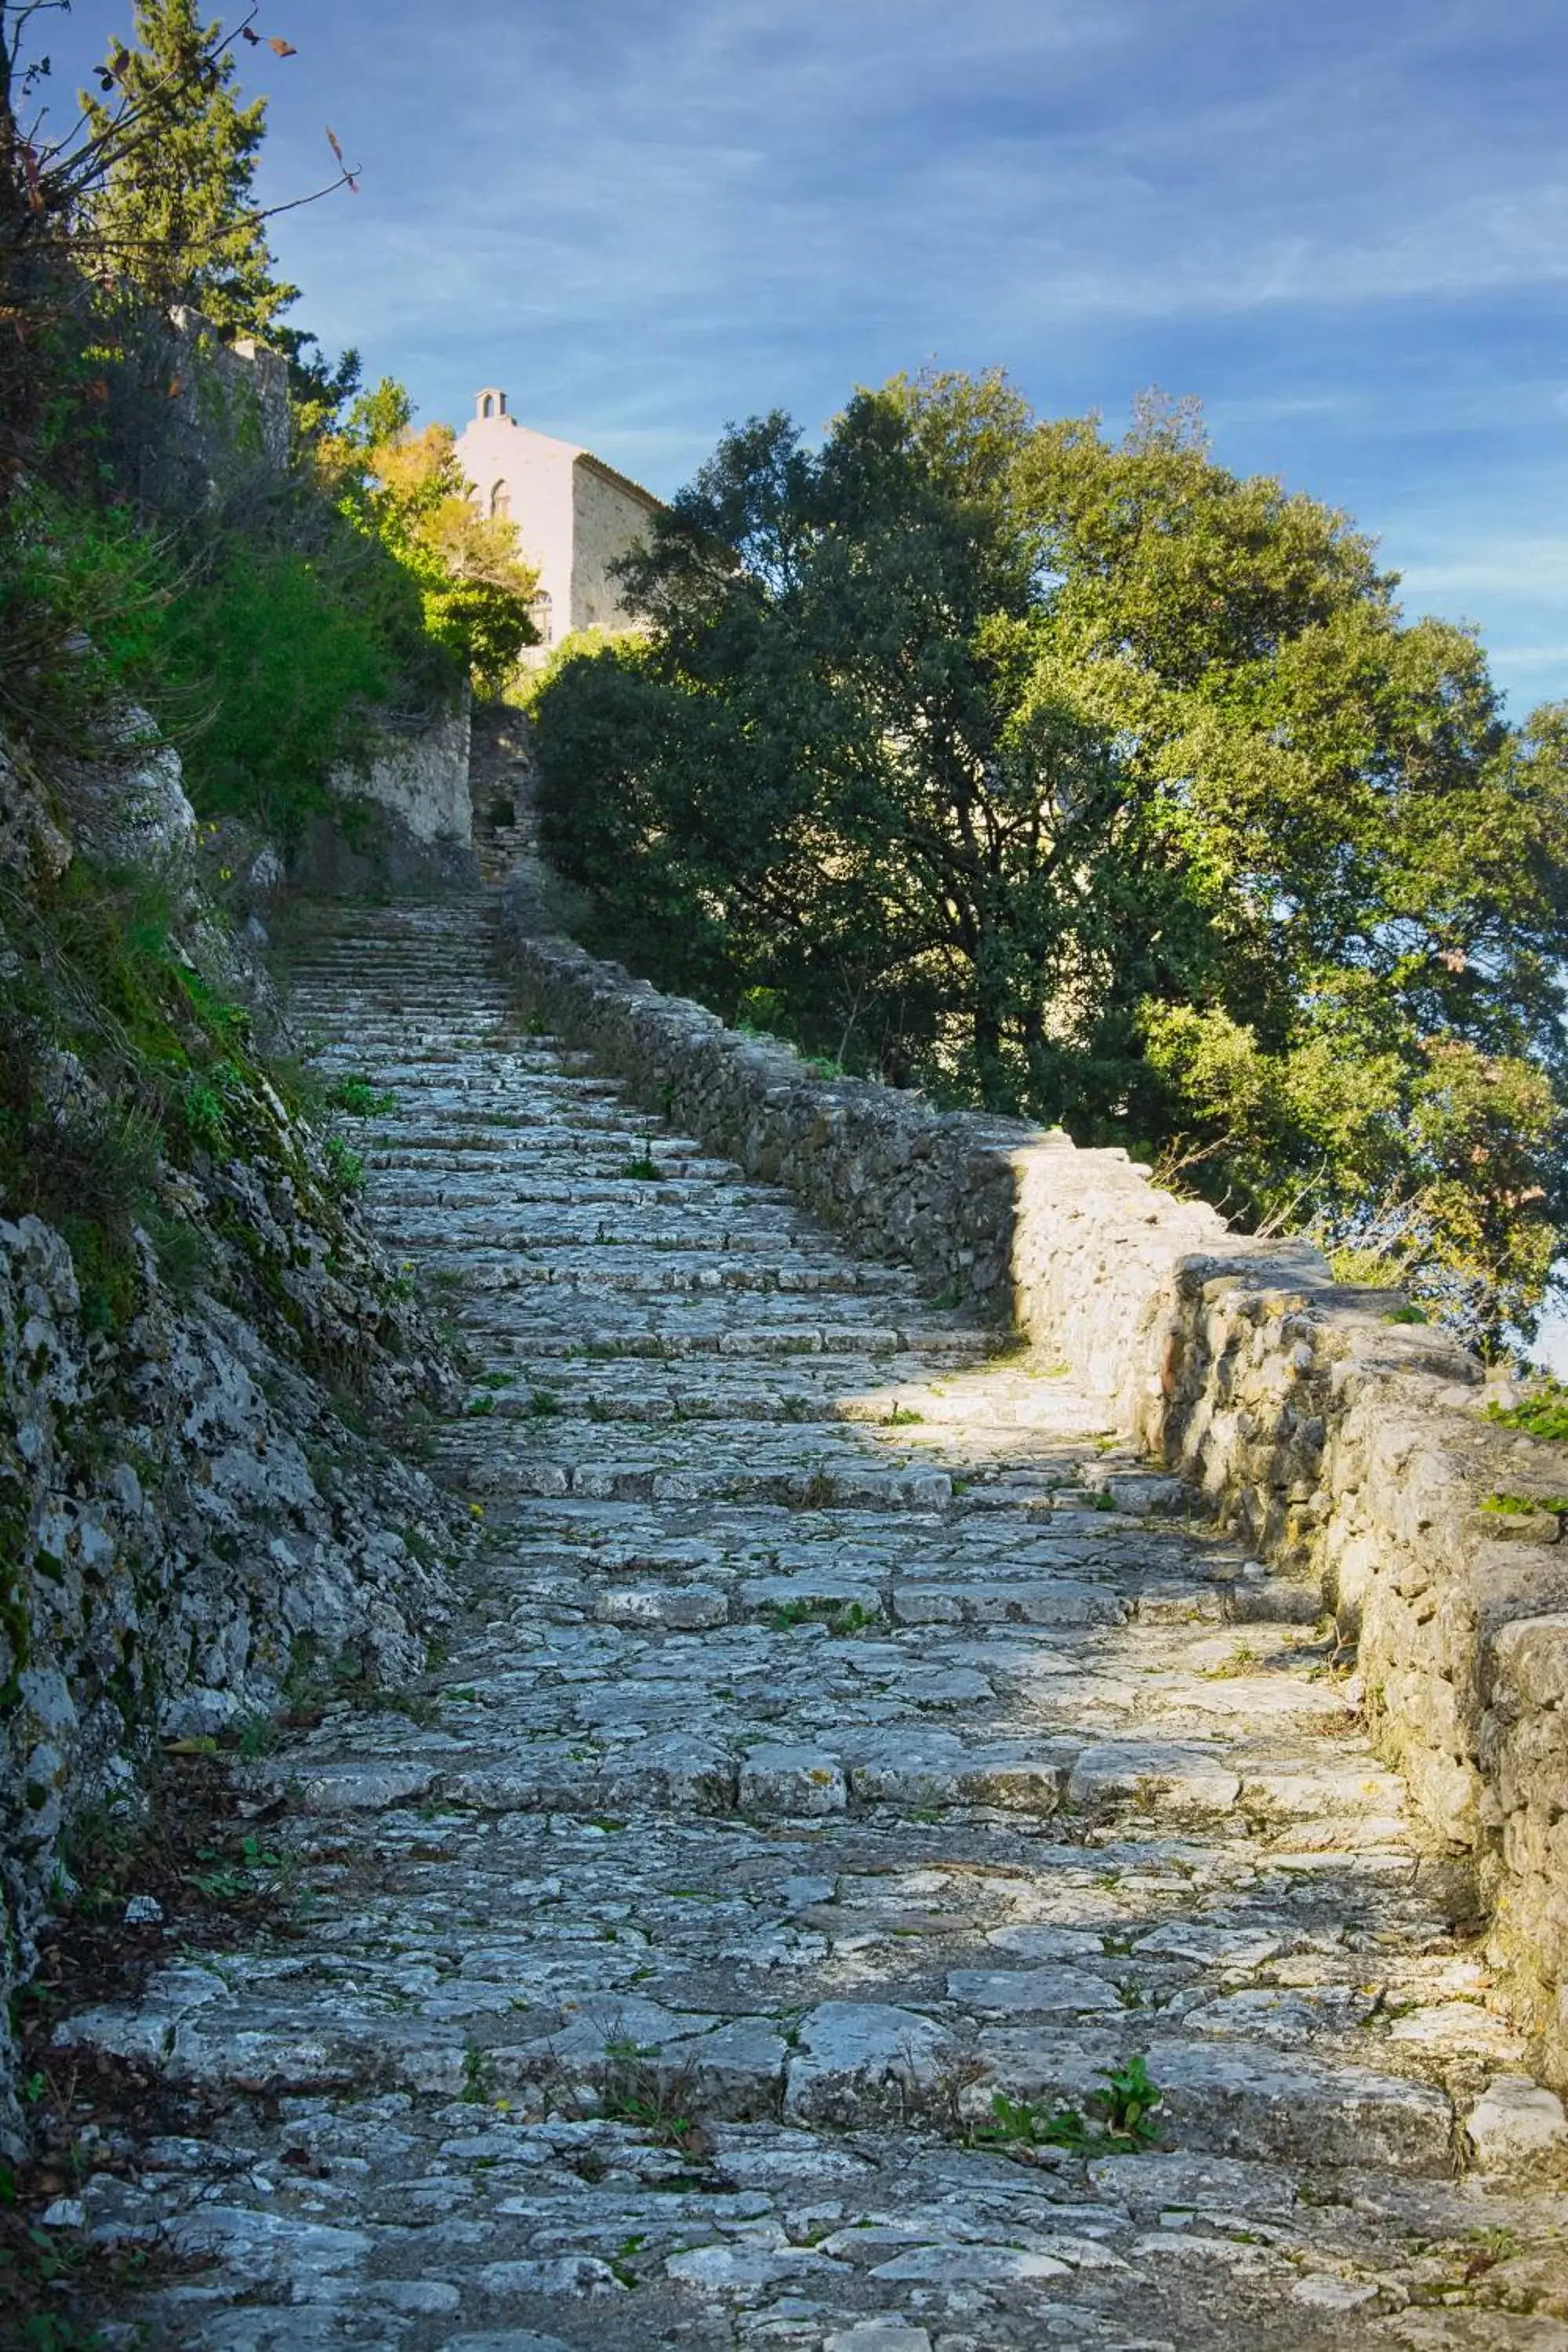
[453,388,660,659]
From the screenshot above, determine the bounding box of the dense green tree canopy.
[82,0,298,338]
[532,372,1568,1352]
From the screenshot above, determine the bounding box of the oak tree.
[533,374,1568,1350]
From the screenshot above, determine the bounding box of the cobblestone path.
[63,899,1568,2350]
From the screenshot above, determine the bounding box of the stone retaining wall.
[330,699,475,852]
[498,887,1568,2083]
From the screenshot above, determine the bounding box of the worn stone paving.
[59,898,1568,2350]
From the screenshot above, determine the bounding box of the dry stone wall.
[498,887,1568,2084]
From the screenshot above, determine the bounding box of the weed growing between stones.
[460,2045,499,2104]
[274,1635,445,1732]
[185,1832,296,1907]
[608,2233,651,2288]
[325,1075,397,1118]
[0,1748,331,2347]
[764,1595,880,1635]
[321,1135,365,1196]
[1203,1642,1261,1679]
[1486,1377,1568,1444]
[588,2051,713,2156]
[966,2056,1166,2162]
[796,1468,840,1510]
[0,2154,196,2352]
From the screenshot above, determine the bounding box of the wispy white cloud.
[236,0,1568,359]
[1402,543,1568,600]
[1484,645,1568,674]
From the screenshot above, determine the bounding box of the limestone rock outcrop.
[0,728,462,2144]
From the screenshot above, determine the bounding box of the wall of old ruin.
[302,700,480,893]
[107,309,292,514]
[497,887,1568,2086]
[329,700,474,849]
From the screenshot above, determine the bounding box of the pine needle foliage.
[80,0,299,339]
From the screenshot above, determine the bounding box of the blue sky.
[45,1,1568,716]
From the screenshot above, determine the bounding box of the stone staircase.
[469,704,537,884]
[58,895,1568,2350]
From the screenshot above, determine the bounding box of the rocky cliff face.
[0,720,463,2147]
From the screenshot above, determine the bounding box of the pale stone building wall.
[453,389,659,659]
[568,455,659,632]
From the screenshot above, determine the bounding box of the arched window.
[530,589,553,647]
[489,481,511,520]
[481,393,495,419]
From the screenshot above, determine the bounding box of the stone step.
[364,1134,723,1163]
[452,1368,1106,1432]
[367,1174,843,1210]
[439,1443,954,1510]
[312,1062,613,1090]
[285,932,495,956]
[510,1335,1000,1369]
[415,1248,927,1296]
[383,1209,823,1252]
[289,987,513,1007]
[568,1570,1127,1631]
[459,1371,922,1424]
[190,1719,1333,1826]
[302,1041,554,1070]
[364,1104,678,1138]
[288,964,501,989]
[51,1976,1454,2172]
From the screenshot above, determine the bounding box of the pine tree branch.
[36,6,264,183]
